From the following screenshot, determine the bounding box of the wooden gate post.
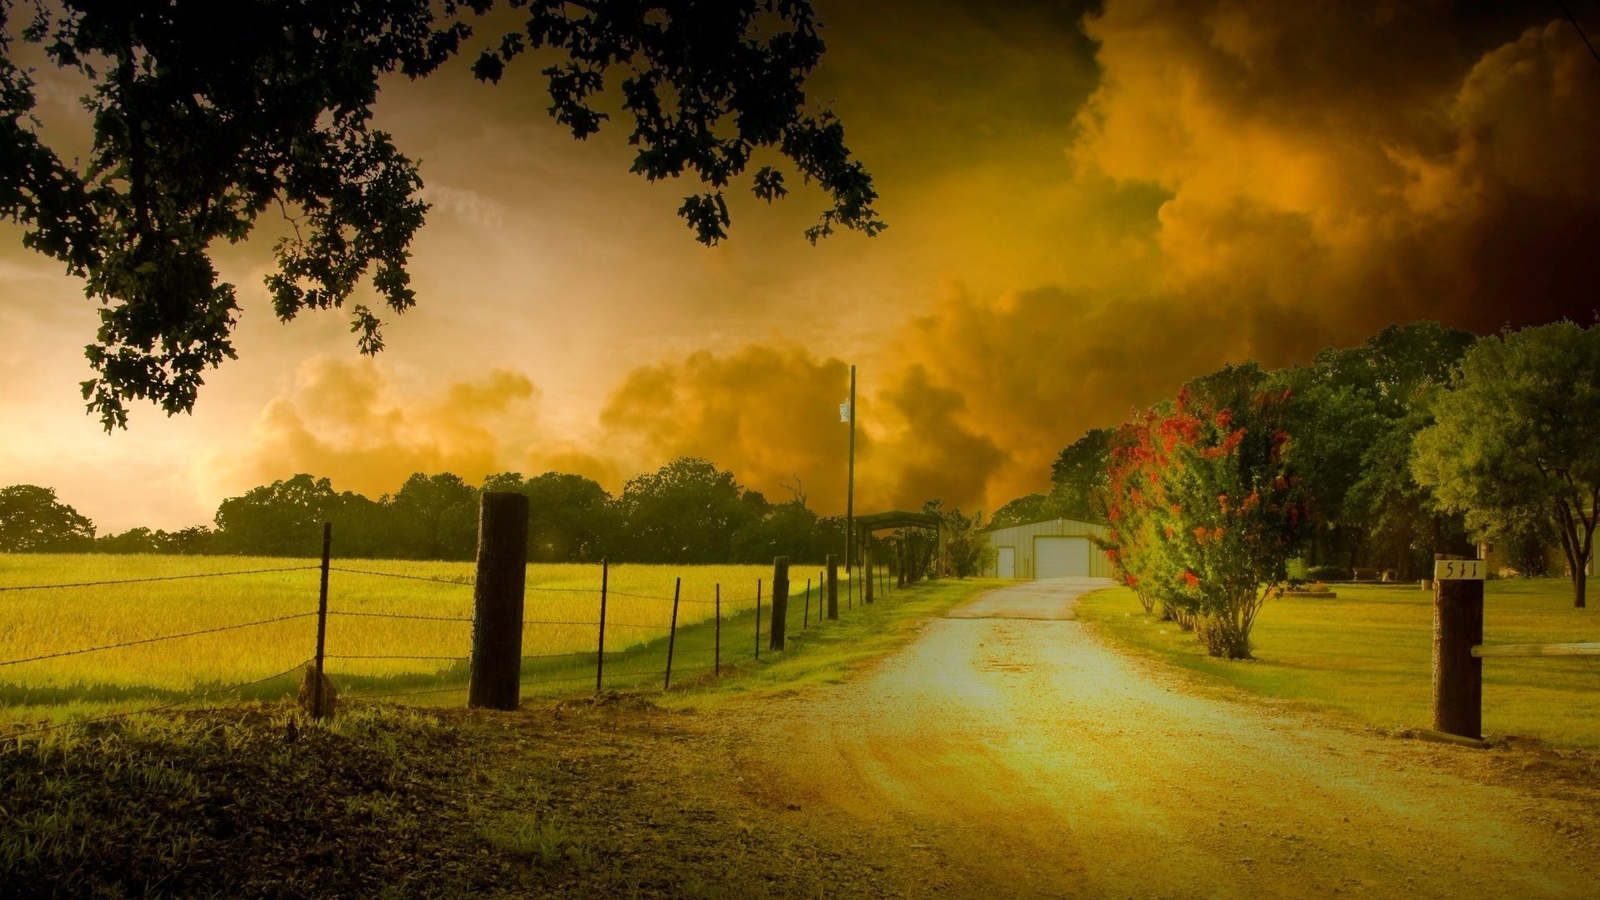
[469,492,529,711]
[826,554,839,620]
[1433,556,1485,739]
[770,557,790,651]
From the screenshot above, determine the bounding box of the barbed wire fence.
[1,497,905,736]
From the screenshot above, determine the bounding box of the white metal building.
[983,517,1113,579]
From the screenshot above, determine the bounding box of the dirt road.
[732,579,1600,898]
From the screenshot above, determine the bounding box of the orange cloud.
[597,346,857,509]
[1074,2,1600,336]
[214,358,540,499]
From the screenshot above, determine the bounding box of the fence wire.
[329,610,473,623]
[0,566,319,592]
[6,657,313,739]
[326,566,473,587]
[0,612,318,668]
[3,553,882,727]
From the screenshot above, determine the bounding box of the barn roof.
[983,516,1108,533]
[854,510,942,532]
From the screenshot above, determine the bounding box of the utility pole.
[844,364,856,604]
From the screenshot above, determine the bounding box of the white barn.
[983,517,1113,580]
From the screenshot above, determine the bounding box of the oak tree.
[1413,322,1600,607]
[0,0,882,428]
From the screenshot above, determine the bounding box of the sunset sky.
[3,0,1598,535]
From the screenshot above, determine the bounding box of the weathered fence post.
[312,521,332,719]
[1433,555,1485,739]
[664,577,682,690]
[596,559,609,693]
[755,578,763,660]
[770,557,790,651]
[714,584,722,677]
[895,541,905,588]
[827,555,839,620]
[804,578,811,630]
[864,538,874,605]
[469,492,529,711]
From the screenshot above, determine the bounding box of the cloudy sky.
[3,0,1598,535]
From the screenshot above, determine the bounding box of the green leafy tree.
[0,484,95,551]
[485,471,617,562]
[1276,322,1476,576]
[616,457,753,563]
[386,473,479,560]
[213,474,338,557]
[1,0,882,428]
[990,493,1053,529]
[939,506,995,579]
[733,499,825,564]
[1049,427,1113,523]
[1414,322,1600,607]
[96,526,161,554]
[1103,388,1311,658]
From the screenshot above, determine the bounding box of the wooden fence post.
[312,521,332,719]
[664,577,682,690]
[714,584,721,677]
[863,538,874,605]
[1433,556,1485,739]
[469,492,529,711]
[827,555,839,620]
[596,559,609,692]
[755,578,763,660]
[803,578,811,630]
[770,557,790,651]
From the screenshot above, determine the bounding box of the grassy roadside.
[1,577,995,897]
[1077,579,1600,747]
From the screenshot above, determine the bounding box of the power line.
[1558,0,1600,66]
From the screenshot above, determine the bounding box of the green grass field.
[0,554,872,726]
[1077,578,1600,746]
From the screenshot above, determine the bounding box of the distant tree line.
[0,458,857,566]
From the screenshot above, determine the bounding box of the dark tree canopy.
[0,484,95,551]
[0,0,882,428]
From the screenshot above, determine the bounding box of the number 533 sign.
[1434,559,1485,581]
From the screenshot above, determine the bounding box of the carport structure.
[853,509,943,601]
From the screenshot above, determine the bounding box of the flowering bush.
[1099,388,1311,658]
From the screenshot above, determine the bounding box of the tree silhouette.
[0,1,882,428]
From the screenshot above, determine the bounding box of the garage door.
[1036,536,1091,578]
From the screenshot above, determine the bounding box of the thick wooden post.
[770,557,790,651]
[313,522,332,719]
[826,554,839,620]
[803,578,811,630]
[1433,557,1485,739]
[469,492,529,711]
[755,578,763,660]
[664,578,682,690]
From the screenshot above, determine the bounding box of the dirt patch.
[2,697,919,898]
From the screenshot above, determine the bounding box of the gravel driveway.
[733,578,1599,898]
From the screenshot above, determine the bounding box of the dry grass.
[0,554,847,722]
